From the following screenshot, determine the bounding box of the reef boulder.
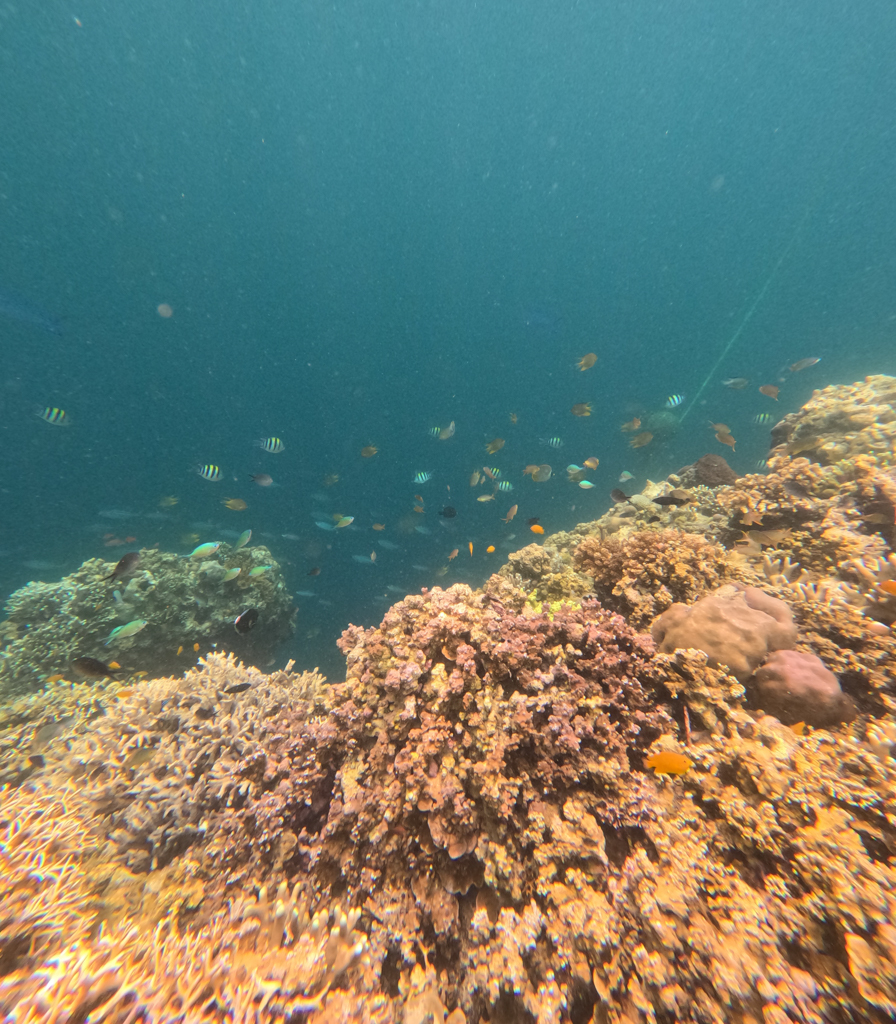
[751,648,857,727]
[651,583,797,681]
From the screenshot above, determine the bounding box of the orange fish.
[193,643,200,652]
[222,498,248,511]
[360,445,378,458]
[571,403,592,417]
[644,751,693,776]
[448,548,459,561]
[620,417,641,432]
[577,352,597,371]
[176,646,183,656]
[709,421,730,433]
[530,524,544,535]
[485,438,505,454]
[486,545,495,553]
[468,542,474,557]
[715,431,736,451]
[583,457,599,470]
[107,661,121,670]
[481,467,496,480]
[878,580,896,597]
[372,523,386,531]
[790,722,809,735]
[413,505,425,514]
[502,504,518,523]
[759,385,779,400]
[509,413,518,424]
[629,431,653,449]
[115,688,133,698]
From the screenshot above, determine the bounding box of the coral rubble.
[3,378,896,1023]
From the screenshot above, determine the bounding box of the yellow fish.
[644,751,692,776]
[577,353,597,371]
[222,498,248,511]
[485,438,505,454]
[372,523,386,531]
[470,470,481,487]
[583,457,599,470]
[477,494,495,502]
[361,445,378,458]
[158,496,179,508]
[629,431,653,449]
[571,403,592,417]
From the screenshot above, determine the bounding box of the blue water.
[1,1,895,676]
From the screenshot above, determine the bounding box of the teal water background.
[1,1,895,676]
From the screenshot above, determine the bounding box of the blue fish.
[0,287,62,335]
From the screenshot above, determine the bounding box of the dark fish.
[28,754,45,767]
[234,608,259,634]
[783,481,811,500]
[611,489,631,503]
[0,286,62,335]
[439,506,457,519]
[101,552,140,583]
[526,517,541,526]
[71,656,120,679]
[653,489,692,507]
[224,682,252,694]
[307,567,321,576]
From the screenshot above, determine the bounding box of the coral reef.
[769,373,896,466]
[574,529,740,627]
[751,648,857,727]
[3,378,896,1023]
[0,543,296,696]
[651,583,798,681]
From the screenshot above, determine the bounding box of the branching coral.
[573,528,737,627]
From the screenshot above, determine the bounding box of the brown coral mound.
[651,583,798,682]
[574,528,734,627]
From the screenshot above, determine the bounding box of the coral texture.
[4,377,896,1023]
[0,543,296,696]
[651,584,798,681]
[751,648,856,726]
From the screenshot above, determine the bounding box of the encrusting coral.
[3,378,896,1023]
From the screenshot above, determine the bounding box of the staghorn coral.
[0,544,296,697]
[573,528,737,627]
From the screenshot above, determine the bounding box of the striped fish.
[665,394,684,408]
[497,481,514,492]
[413,471,432,484]
[754,413,773,425]
[37,406,69,426]
[255,437,285,453]
[196,464,222,482]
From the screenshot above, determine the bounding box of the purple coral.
[750,649,856,727]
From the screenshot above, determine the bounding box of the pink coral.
[651,584,797,681]
[751,649,856,726]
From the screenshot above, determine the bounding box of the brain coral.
[651,583,798,681]
[574,528,736,627]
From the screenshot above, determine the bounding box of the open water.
[1,0,895,677]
